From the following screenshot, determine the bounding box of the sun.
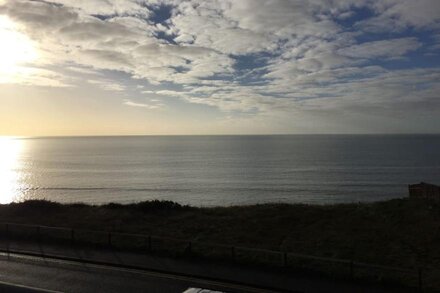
[0,15,38,83]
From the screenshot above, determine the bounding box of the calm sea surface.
[2,135,439,206]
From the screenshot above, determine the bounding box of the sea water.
[2,135,439,206]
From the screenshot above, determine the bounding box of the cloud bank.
[1,0,439,133]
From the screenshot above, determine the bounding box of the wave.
[19,187,192,192]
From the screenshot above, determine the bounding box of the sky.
[0,0,439,136]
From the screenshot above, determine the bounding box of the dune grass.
[0,197,439,289]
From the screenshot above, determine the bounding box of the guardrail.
[0,222,432,292]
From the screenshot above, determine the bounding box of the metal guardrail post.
[5,223,9,257]
[0,221,423,289]
[37,226,41,242]
[70,228,75,244]
[350,259,354,279]
[187,241,192,256]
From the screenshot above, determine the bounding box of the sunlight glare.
[0,137,24,204]
[0,15,38,83]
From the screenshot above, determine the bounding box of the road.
[0,252,265,293]
[0,238,411,293]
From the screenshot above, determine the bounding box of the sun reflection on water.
[0,137,25,204]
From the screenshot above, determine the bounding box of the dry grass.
[0,198,439,289]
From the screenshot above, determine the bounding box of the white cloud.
[358,0,440,32]
[0,0,439,131]
[48,0,151,17]
[0,66,71,87]
[123,99,163,109]
[154,90,187,97]
[88,79,125,91]
[338,38,421,59]
[65,66,102,75]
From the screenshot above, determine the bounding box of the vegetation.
[0,198,439,288]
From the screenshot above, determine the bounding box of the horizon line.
[3,133,440,139]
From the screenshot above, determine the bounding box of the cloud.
[123,99,163,109]
[48,0,151,16]
[170,3,278,55]
[154,90,187,97]
[0,66,71,87]
[338,38,421,59]
[65,66,102,75]
[0,0,439,131]
[361,0,440,31]
[88,79,125,91]
[0,0,79,30]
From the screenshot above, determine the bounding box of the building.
[408,182,440,200]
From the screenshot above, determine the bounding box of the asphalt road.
[0,238,412,293]
[0,252,262,293]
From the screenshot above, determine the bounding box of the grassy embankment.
[0,198,439,289]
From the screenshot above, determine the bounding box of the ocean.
[2,135,439,206]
